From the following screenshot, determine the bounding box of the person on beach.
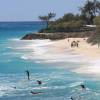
[76,42,79,47]
[37,80,42,85]
[76,41,80,47]
[26,70,30,80]
[71,41,74,48]
[68,38,69,42]
[71,41,76,48]
[71,42,73,48]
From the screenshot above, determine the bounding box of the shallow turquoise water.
[0,22,100,100]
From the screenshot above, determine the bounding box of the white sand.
[50,38,100,76]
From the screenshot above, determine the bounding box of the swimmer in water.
[30,91,42,95]
[11,86,16,89]
[80,84,86,90]
[70,96,74,100]
[13,87,16,89]
[37,80,42,85]
[26,70,30,80]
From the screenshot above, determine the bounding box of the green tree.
[55,13,81,23]
[80,0,100,24]
[39,12,56,28]
[94,16,100,47]
[87,16,100,47]
[62,13,74,22]
[94,16,100,25]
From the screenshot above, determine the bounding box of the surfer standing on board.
[26,70,30,80]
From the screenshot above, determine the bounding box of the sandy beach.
[40,38,100,76]
[48,38,100,60]
[19,38,100,76]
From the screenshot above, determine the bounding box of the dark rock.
[21,32,93,40]
[21,33,67,40]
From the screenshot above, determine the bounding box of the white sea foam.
[69,82,84,88]
[73,59,100,76]
[8,38,20,41]
[7,39,89,64]
[20,53,87,64]
[0,84,15,97]
[21,56,29,60]
[87,60,100,74]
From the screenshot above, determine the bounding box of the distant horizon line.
[0,20,44,22]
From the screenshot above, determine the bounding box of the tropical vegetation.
[87,16,100,46]
[39,12,56,29]
[39,0,100,33]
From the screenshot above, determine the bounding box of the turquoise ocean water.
[0,22,100,100]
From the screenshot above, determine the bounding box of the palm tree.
[80,0,100,24]
[39,12,56,28]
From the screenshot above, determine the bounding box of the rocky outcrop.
[21,33,67,40]
[21,32,93,40]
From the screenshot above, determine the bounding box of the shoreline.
[19,37,100,76]
[33,38,100,76]
[50,38,100,76]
